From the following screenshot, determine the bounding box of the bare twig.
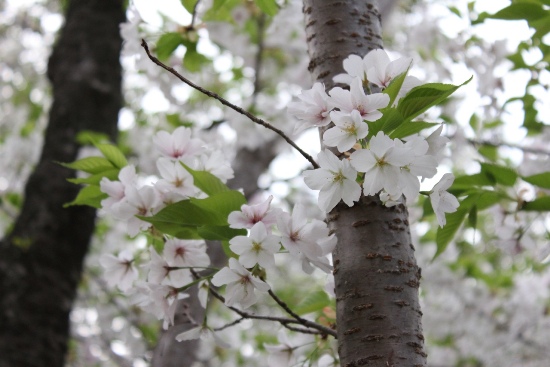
[189,0,202,29]
[140,39,319,169]
[466,138,550,156]
[207,283,336,337]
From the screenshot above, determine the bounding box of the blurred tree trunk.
[302,0,427,366]
[0,1,124,366]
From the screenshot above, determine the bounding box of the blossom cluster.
[97,127,336,341]
[290,49,459,226]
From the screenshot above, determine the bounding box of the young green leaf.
[95,144,128,169]
[480,163,518,186]
[255,0,279,16]
[522,172,550,189]
[64,185,107,208]
[156,32,185,61]
[434,209,468,260]
[521,196,550,211]
[61,157,114,174]
[293,290,331,316]
[181,163,231,195]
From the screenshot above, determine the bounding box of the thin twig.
[189,0,202,29]
[213,317,245,332]
[140,39,319,169]
[466,138,550,156]
[207,283,336,337]
[267,288,336,336]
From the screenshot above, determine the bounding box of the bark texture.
[303,1,427,366]
[0,1,124,366]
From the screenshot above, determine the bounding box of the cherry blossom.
[323,110,369,152]
[124,185,163,237]
[350,131,410,197]
[429,173,459,227]
[163,239,210,268]
[329,78,389,120]
[303,150,361,212]
[153,126,204,164]
[99,165,137,219]
[146,247,192,288]
[99,250,138,292]
[288,82,333,134]
[228,195,280,230]
[229,222,280,268]
[333,54,368,85]
[175,325,230,348]
[264,331,299,367]
[211,258,270,309]
[155,158,197,199]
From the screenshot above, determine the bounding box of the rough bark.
[0,1,124,366]
[302,1,427,366]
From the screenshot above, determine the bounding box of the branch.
[140,39,319,169]
[207,283,336,337]
[266,288,335,336]
[466,138,550,156]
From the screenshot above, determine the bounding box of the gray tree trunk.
[0,1,124,366]
[302,1,427,366]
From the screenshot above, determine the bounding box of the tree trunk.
[0,1,124,366]
[302,1,427,366]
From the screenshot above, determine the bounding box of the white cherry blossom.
[333,54,368,85]
[329,78,389,120]
[303,150,361,212]
[153,126,204,164]
[124,185,163,237]
[429,173,459,227]
[99,250,138,292]
[229,222,280,268]
[228,195,280,230]
[155,157,197,199]
[99,165,137,219]
[323,110,369,152]
[350,131,410,196]
[288,82,333,134]
[211,258,270,309]
[175,325,230,348]
[163,239,210,268]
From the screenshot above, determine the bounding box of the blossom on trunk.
[323,110,369,152]
[329,78,389,120]
[288,82,333,134]
[303,150,361,212]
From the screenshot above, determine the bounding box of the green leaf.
[156,32,185,61]
[61,157,114,174]
[468,206,477,229]
[95,144,128,169]
[293,290,331,316]
[383,70,409,108]
[76,130,110,145]
[489,2,546,22]
[144,200,224,227]
[182,40,210,72]
[191,191,247,221]
[181,164,231,196]
[522,172,550,189]
[181,0,197,13]
[521,196,550,211]
[434,209,468,260]
[389,121,439,139]
[451,172,495,190]
[197,225,247,241]
[67,169,120,185]
[379,109,405,135]
[255,0,279,16]
[64,185,107,208]
[397,77,472,122]
[480,163,518,186]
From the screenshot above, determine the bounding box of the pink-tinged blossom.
[333,54,368,85]
[228,195,280,230]
[175,325,230,348]
[124,185,163,237]
[153,127,204,164]
[329,78,389,120]
[288,82,333,134]
[350,132,410,196]
[211,258,270,309]
[148,283,189,329]
[155,158,197,199]
[430,173,459,227]
[364,49,421,102]
[277,205,334,274]
[323,110,369,152]
[195,150,234,183]
[163,239,210,268]
[146,247,192,288]
[229,222,280,268]
[99,165,137,219]
[303,150,361,212]
[264,331,299,367]
[99,250,138,292]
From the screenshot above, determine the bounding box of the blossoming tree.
[1,0,550,366]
